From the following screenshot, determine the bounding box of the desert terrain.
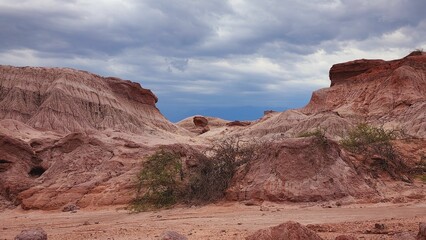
[1,202,425,239]
[1,51,426,239]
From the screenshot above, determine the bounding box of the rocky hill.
[0,66,193,210]
[0,66,178,134]
[232,52,426,139]
[303,52,426,137]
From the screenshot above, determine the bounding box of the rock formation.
[0,65,178,134]
[177,115,228,135]
[240,52,426,139]
[1,52,425,210]
[0,66,194,210]
[303,53,426,137]
[227,138,377,202]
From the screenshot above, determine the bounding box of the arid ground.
[2,202,425,240]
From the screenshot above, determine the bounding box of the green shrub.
[186,137,261,204]
[340,123,399,152]
[340,123,409,181]
[130,150,183,212]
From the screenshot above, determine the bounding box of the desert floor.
[1,202,425,240]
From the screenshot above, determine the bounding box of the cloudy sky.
[1,0,425,121]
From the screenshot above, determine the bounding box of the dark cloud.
[0,0,425,121]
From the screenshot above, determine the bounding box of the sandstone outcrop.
[227,138,377,202]
[0,65,179,134]
[0,66,196,210]
[303,53,426,137]
[0,133,41,208]
[240,52,426,139]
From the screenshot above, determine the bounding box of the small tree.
[186,137,261,204]
[130,150,183,211]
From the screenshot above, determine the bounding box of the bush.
[186,137,261,203]
[130,138,262,211]
[340,123,408,180]
[340,123,399,152]
[130,150,183,212]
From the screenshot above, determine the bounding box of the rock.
[226,121,251,127]
[260,206,269,211]
[15,227,47,240]
[246,221,323,240]
[417,222,426,240]
[160,231,188,240]
[193,116,208,127]
[335,235,357,240]
[176,116,228,135]
[243,199,261,206]
[62,203,79,212]
[0,133,40,208]
[329,59,385,86]
[263,110,277,115]
[375,223,386,230]
[393,232,416,240]
[192,116,210,134]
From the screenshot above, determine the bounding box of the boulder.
[161,231,188,240]
[62,203,79,212]
[417,222,426,240]
[15,227,47,240]
[246,221,323,240]
[335,235,357,240]
[193,116,208,127]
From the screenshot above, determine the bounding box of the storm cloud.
[1,0,425,121]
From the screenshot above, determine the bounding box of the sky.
[1,0,425,122]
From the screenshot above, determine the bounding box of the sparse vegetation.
[130,137,262,212]
[298,128,329,148]
[340,123,399,152]
[340,123,408,180]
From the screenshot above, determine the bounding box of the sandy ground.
[1,202,425,240]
